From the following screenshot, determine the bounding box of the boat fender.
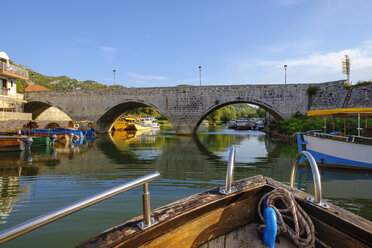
[23,137,33,151]
[87,123,93,128]
[49,134,58,144]
[74,124,80,129]
[263,207,277,248]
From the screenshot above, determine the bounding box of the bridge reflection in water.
[0,127,371,248]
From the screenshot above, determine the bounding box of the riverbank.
[264,126,298,144]
[0,120,70,132]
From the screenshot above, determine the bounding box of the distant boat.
[235,119,251,130]
[141,117,160,130]
[298,108,372,169]
[201,120,209,126]
[253,119,265,130]
[227,119,236,128]
[113,117,151,132]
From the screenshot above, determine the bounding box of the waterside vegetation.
[271,112,372,135]
[206,104,265,123]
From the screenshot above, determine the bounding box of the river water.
[0,126,371,247]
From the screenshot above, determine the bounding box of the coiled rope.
[257,187,316,248]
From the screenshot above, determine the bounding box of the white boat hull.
[302,135,372,169]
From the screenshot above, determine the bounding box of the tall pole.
[113,69,116,86]
[284,64,287,84]
[342,55,350,84]
[198,66,202,86]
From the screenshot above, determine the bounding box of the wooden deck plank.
[75,175,372,248]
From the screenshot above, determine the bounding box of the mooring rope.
[257,187,316,248]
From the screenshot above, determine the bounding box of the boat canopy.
[307,108,372,118]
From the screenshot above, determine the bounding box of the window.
[11,81,13,87]
[1,79,6,88]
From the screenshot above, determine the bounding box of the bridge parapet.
[22,80,369,135]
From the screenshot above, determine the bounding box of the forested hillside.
[12,62,123,91]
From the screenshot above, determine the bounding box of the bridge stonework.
[23,80,372,135]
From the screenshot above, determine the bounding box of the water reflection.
[0,126,371,247]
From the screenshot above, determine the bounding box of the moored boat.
[254,119,265,130]
[298,108,372,169]
[113,117,152,132]
[235,118,251,130]
[0,135,33,152]
[22,128,84,138]
[141,117,160,130]
[227,119,236,128]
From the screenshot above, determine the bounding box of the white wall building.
[0,51,32,120]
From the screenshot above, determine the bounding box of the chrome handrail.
[0,171,160,245]
[219,146,237,195]
[290,151,329,209]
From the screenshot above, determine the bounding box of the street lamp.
[113,69,116,85]
[284,65,287,84]
[198,66,202,86]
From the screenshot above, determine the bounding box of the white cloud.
[100,46,118,52]
[276,0,308,6]
[127,72,169,81]
[258,40,372,71]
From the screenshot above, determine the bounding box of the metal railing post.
[0,172,160,245]
[143,183,151,226]
[138,182,157,230]
[290,151,329,209]
[220,146,238,195]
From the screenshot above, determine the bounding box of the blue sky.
[2,0,372,87]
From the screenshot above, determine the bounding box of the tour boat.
[0,148,371,247]
[297,108,372,169]
[0,135,32,152]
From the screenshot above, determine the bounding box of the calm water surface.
[0,126,371,247]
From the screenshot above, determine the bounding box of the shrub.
[306,86,317,96]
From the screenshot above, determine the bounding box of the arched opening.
[95,101,172,133]
[194,100,284,132]
[24,101,72,121]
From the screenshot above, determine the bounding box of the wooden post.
[344,117,346,135]
[333,116,335,132]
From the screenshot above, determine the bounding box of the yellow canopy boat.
[113,117,151,132]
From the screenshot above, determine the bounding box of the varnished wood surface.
[75,175,372,248]
[200,223,297,248]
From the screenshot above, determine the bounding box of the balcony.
[0,88,8,96]
[0,62,29,80]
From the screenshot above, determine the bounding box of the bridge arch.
[24,101,71,120]
[193,99,285,133]
[95,101,171,133]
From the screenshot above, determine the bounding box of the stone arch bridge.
[23,80,372,134]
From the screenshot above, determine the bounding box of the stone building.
[0,51,31,121]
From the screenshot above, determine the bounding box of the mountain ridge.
[11,61,124,91]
